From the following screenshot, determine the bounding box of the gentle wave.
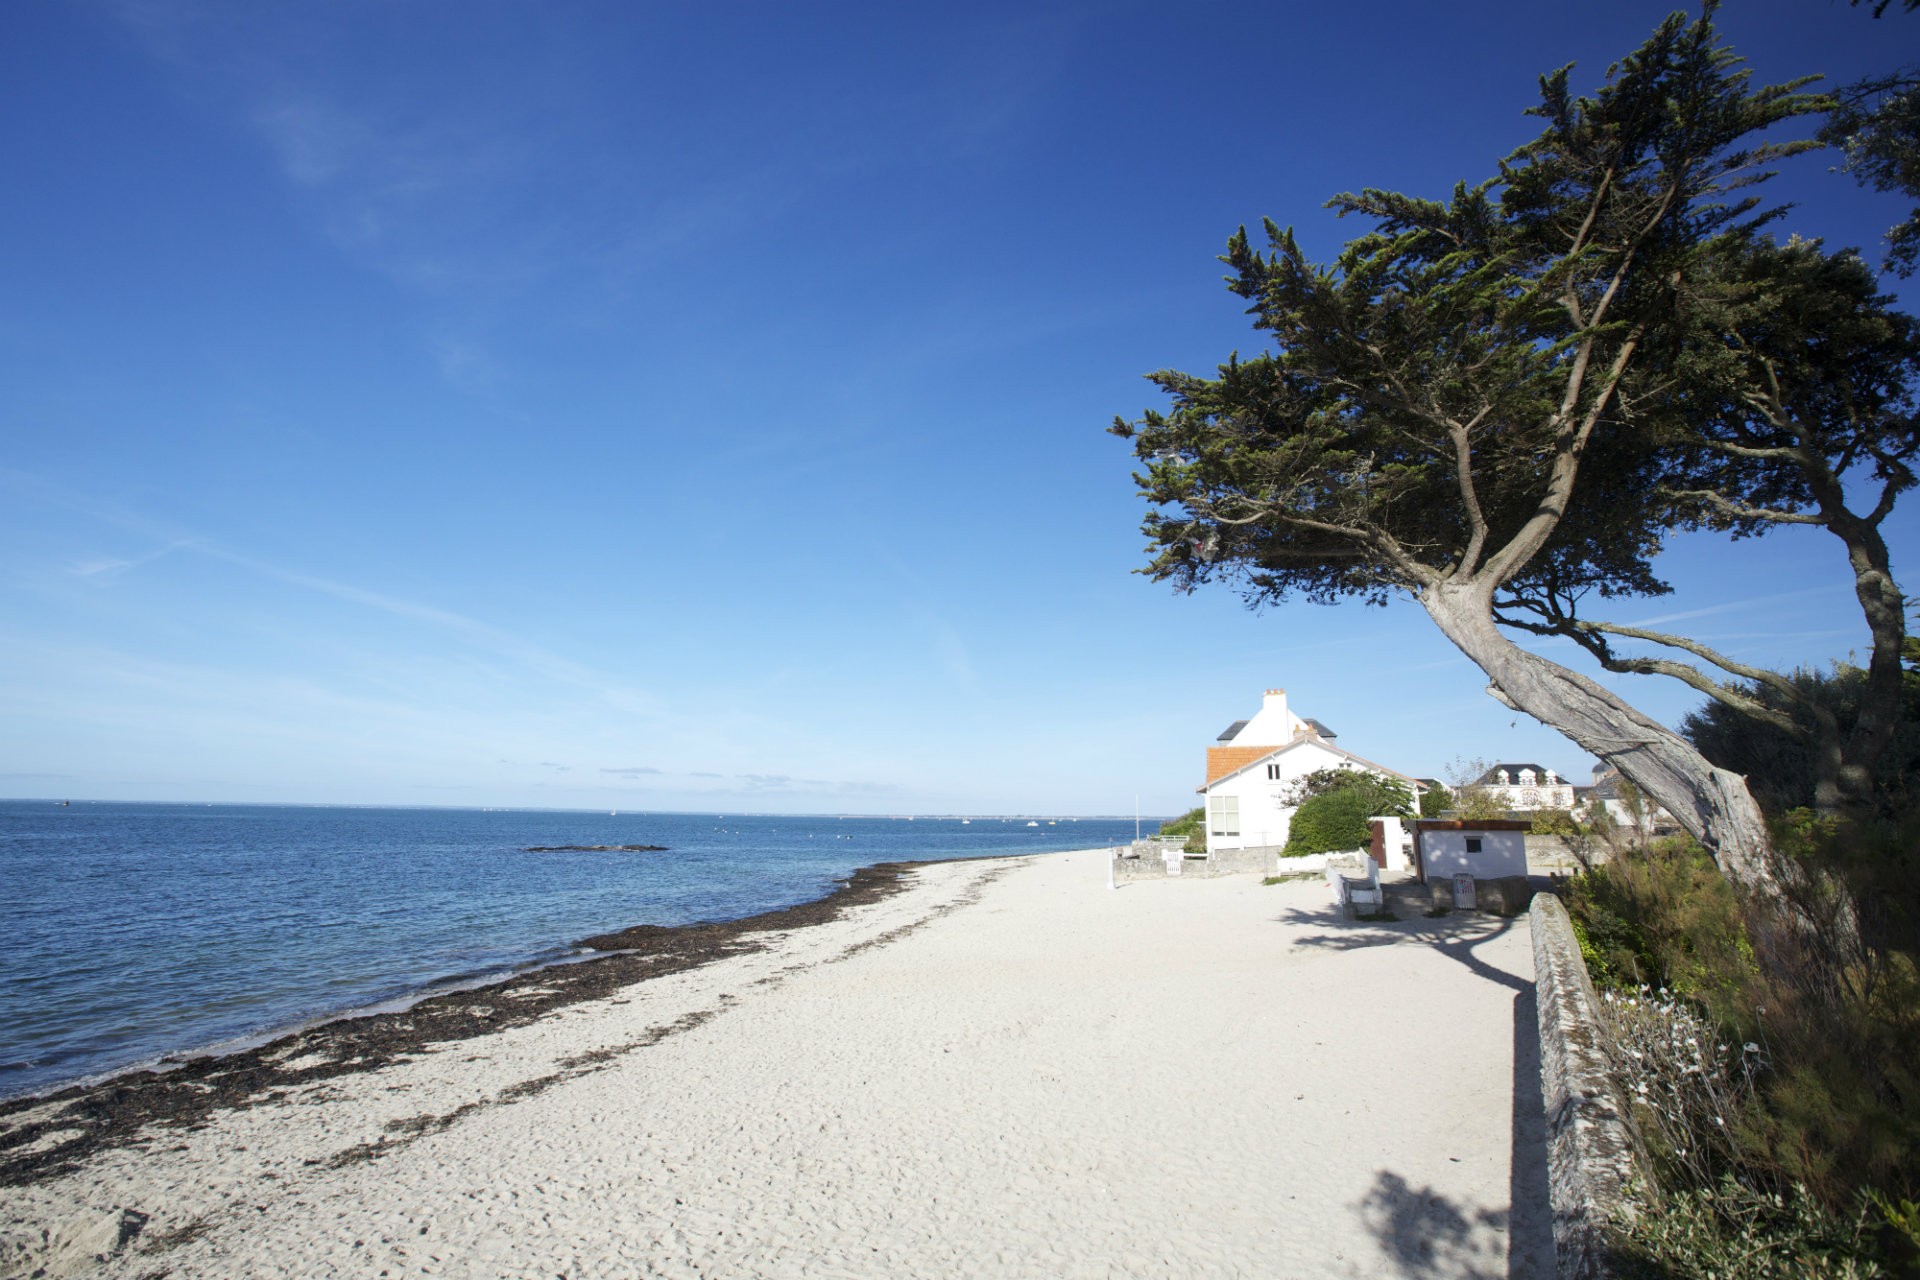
[0,802,1145,1098]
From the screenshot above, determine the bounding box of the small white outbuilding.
[1412,819,1532,881]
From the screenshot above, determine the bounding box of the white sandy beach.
[2,850,1551,1279]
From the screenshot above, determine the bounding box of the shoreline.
[0,854,986,1188]
[2,850,1549,1279]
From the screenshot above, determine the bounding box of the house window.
[1266,763,1284,781]
[1465,836,1483,853]
[1210,795,1240,837]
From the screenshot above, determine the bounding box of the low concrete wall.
[1529,893,1642,1279]
[1109,845,1279,881]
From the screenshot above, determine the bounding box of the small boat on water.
[1026,820,1038,827]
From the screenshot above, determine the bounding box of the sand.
[0,850,1552,1279]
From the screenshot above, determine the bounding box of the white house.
[1197,689,1420,855]
[1576,763,1680,836]
[1470,762,1577,812]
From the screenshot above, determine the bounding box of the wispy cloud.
[602,766,662,777]
[70,540,193,579]
[188,543,663,714]
[252,93,361,187]
[1619,587,1836,630]
[428,331,498,396]
[6,469,664,717]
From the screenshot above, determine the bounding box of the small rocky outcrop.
[523,844,669,853]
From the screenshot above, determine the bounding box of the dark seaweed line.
[0,857,971,1187]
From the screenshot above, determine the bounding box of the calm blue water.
[0,801,1147,1100]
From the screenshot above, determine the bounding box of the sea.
[0,800,1149,1102]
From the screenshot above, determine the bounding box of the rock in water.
[523,844,669,853]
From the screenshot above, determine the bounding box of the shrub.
[1449,784,1515,821]
[1156,806,1207,853]
[1282,768,1415,816]
[1561,839,1755,1012]
[1282,786,1376,857]
[1562,818,1920,1263]
[1598,985,1764,1188]
[1610,1177,1892,1280]
[1279,770,1413,858]
[1531,807,1579,836]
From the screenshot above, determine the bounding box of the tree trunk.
[1829,503,1907,815]
[1420,580,1786,902]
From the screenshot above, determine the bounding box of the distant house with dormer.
[1471,763,1576,813]
[1197,689,1421,854]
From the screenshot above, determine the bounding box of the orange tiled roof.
[1206,745,1272,784]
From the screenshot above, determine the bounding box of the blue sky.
[2,1,1914,816]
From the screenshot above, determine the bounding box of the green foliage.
[1278,769,1414,859]
[1282,791,1380,859]
[1284,767,1414,816]
[1449,785,1514,822]
[1418,784,1451,818]
[1530,807,1581,836]
[1867,1190,1920,1270]
[1682,652,1920,818]
[1282,790,1371,858]
[1158,807,1204,835]
[1562,839,1756,1015]
[1113,12,1824,614]
[1820,68,1920,277]
[1611,1177,1894,1279]
[1157,806,1208,853]
[1562,818,1920,1226]
[1113,6,1917,871]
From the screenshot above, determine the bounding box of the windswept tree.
[1820,66,1920,277]
[1111,11,1899,906]
[1496,239,1917,816]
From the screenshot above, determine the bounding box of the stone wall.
[1529,893,1642,1279]
[1109,843,1280,881]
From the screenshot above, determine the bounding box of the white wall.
[1227,688,1306,746]
[1205,738,1353,853]
[1580,795,1678,836]
[1420,829,1527,880]
[1373,815,1412,872]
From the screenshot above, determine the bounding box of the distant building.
[1577,763,1680,836]
[1197,689,1420,855]
[1470,762,1576,813]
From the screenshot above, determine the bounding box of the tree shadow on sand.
[1274,905,1557,1277]
[1274,905,1530,995]
[1359,1170,1510,1279]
